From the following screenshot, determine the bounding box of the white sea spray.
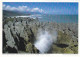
[34,28,57,53]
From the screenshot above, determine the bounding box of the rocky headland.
[3,17,78,54]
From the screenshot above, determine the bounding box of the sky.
[3,2,78,15]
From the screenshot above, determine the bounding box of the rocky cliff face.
[3,17,78,53]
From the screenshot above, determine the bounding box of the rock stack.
[3,17,78,53]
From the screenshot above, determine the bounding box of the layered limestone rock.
[3,17,78,53]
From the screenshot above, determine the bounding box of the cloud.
[3,4,44,13]
[3,4,6,8]
[31,8,44,13]
[3,4,28,12]
[17,6,28,11]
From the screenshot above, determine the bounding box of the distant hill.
[3,10,43,17]
[3,10,30,17]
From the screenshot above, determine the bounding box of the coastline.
[3,17,78,53]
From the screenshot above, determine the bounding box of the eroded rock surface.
[3,17,78,53]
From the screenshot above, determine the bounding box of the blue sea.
[30,14,78,23]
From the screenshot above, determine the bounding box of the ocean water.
[31,14,78,23]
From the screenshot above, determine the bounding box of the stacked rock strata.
[3,17,78,53]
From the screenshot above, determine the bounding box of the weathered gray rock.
[7,21,13,28]
[4,27,15,48]
[3,17,78,53]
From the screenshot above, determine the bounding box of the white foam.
[34,29,57,53]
